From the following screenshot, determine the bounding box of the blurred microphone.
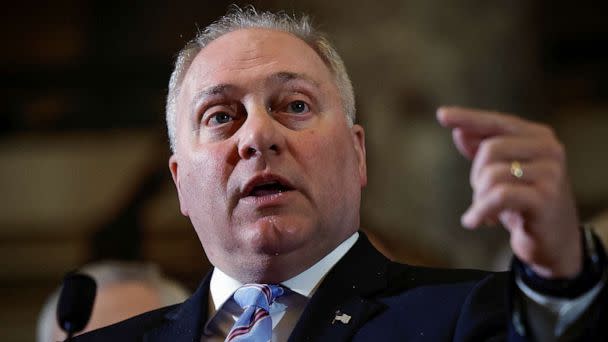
[57,272,97,341]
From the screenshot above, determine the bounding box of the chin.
[243,215,313,256]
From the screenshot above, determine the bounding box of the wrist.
[512,225,606,299]
[529,238,583,279]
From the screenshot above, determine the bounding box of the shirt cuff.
[516,271,606,335]
[512,225,608,336]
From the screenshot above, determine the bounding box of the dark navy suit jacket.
[75,234,608,341]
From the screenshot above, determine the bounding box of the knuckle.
[536,180,558,198]
[545,162,563,182]
[476,140,489,156]
[473,164,497,192]
[492,184,511,203]
[478,139,498,157]
[552,142,566,162]
[534,123,555,138]
[485,164,503,186]
[544,125,556,138]
[537,126,566,161]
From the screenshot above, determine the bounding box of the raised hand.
[437,106,582,278]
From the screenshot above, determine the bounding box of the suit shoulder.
[73,304,179,342]
[386,261,509,293]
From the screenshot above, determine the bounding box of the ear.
[169,154,189,216]
[351,124,367,187]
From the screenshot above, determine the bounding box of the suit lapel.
[144,272,212,342]
[143,233,391,342]
[288,233,390,342]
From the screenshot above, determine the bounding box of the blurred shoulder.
[73,304,178,342]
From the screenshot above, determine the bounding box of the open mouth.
[248,181,292,197]
[243,176,295,198]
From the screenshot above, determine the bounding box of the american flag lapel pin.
[332,310,352,325]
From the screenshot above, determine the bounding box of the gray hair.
[36,261,190,342]
[166,6,355,152]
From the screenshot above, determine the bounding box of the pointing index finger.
[436,106,536,137]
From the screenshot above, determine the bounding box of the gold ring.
[510,161,523,179]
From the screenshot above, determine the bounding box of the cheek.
[179,145,234,213]
[297,127,359,195]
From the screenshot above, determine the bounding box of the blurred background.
[2,0,607,340]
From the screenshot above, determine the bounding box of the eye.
[285,100,309,114]
[207,112,234,126]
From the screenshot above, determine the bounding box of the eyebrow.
[191,84,234,107]
[189,72,321,119]
[267,71,320,88]
[190,84,236,120]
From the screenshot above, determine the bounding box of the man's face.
[170,28,366,283]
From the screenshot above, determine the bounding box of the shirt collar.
[209,231,359,312]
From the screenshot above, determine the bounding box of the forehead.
[182,28,333,91]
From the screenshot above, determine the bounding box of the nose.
[237,105,283,159]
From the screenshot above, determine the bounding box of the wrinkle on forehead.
[227,46,275,71]
[231,59,278,73]
[236,46,268,60]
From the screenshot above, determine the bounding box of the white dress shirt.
[202,232,360,341]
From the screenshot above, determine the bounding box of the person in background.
[37,261,189,342]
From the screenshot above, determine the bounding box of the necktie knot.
[226,284,284,342]
[233,284,285,311]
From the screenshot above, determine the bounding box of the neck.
[215,232,360,284]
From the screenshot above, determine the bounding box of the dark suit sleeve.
[510,275,608,341]
[509,229,608,341]
[519,281,608,341]
[449,269,608,341]
[451,273,513,341]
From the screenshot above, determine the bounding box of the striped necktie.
[225,284,285,342]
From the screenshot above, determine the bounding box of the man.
[77,7,608,341]
[38,261,189,342]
